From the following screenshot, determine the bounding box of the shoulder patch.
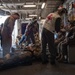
[47,14,53,20]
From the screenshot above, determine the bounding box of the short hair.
[13,13,20,17]
[32,17,37,20]
[58,8,68,14]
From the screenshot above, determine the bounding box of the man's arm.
[55,18,61,33]
[25,24,31,35]
[5,17,14,36]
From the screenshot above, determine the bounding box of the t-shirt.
[43,12,61,33]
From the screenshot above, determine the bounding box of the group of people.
[41,7,68,65]
[1,13,40,59]
[0,6,71,65]
[55,21,75,63]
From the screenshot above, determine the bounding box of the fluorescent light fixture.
[0,3,3,8]
[29,14,37,17]
[41,2,45,9]
[0,6,3,8]
[23,4,36,7]
[26,2,34,5]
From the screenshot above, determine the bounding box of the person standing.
[41,7,67,65]
[1,13,19,57]
[19,17,39,46]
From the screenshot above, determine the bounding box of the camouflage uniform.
[1,17,15,57]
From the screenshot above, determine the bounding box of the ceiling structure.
[0,0,66,19]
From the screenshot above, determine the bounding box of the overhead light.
[0,3,3,8]
[29,14,37,17]
[39,17,41,19]
[23,4,36,7]
[41,2,45,9]
[26,2,34,5]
